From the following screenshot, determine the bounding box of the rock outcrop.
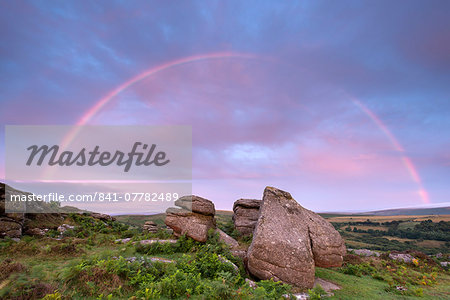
[165,195,242,247]
[165,195,217,242]
[247,187,346,289]
[175,195,215,216]
[0,182,115,239]
[0,217,23,238]
[232,199,261,236]
[143,221,158,233]
[304,207,347,268]
[90,213,116,222]
[1,183,25,238]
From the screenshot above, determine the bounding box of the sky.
[1,0,450,212]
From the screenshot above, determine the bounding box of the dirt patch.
[315,277,341,292]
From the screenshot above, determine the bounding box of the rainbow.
[351,98,430,204]
[61,52,430,204]
[76,52,258,125]
[57,52,258,153]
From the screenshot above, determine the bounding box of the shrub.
[257,279,293,299]
[308,284,327,300]
[340,263,377,277]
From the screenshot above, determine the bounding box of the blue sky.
[1,1,449,212]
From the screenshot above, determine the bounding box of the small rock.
[115,238,178,245]
[314,277,341,296]
[348,248,380,257]
[245,278,257,289]
[216,228,239,249]
[290,293,309,300]
[230,250,247,260]
[115,238,132,243]
[24,228,47,236]
[149,257,175,263]
[218,255,239,273]
[138,239,177,245]
[57,224,75,233]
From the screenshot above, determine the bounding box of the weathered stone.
[90,213,115,222]
[247,187,315,288]
[304,208,346,267]
[232,199,261,236]
[165,207,215,242]
[0,218,22,238]
[245,278,257,289]
[1,183,24,239]
[175,195,215,216]
[247,187,346,288]
[218,255,239,274]
[57,224,75,233]
[143,221,158,233]
[115,238,177,245]
[389,253,414,263]
[231,249,247,260]
[233,199,261,209]
[138,239,177,245]
[348,248,380,257]
[215,228,239,249]
[24,228,47,236]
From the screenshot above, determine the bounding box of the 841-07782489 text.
[8,192,180,203]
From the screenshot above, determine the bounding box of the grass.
[317,268,450,299]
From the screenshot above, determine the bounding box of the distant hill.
[114,207,450,226]
[115,210,234,228]
[363,206,450,216]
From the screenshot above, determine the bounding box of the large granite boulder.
[175,195,215,216]
[165,196,216,242]
[303,208,347,268]
[232,199,261,236]
[247,187,346,288]
[165,195,240,246]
